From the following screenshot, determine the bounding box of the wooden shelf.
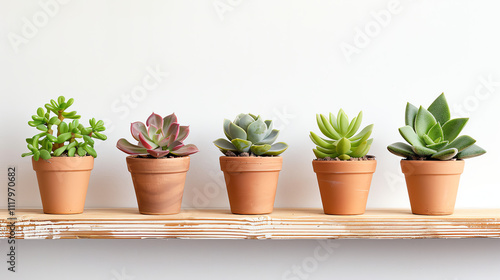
[2,208,500,239]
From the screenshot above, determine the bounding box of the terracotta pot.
[126,156,190,215]
[220,156,283,214]
[401,160,465,215]
[32,156,94,214]
[313,160,377,215]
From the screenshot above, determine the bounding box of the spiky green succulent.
[22,96,107,161]
[387,93,486,160]
[310,109,374,160]
[214,113,288,156]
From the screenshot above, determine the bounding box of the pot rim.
[32,156,94,172]
[220,156,283,172]
[400,159,465,175]
[312,159,377,174]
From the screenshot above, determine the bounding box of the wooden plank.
[1,209,500,239]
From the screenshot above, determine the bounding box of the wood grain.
[1,208,500,239]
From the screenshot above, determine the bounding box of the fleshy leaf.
[445,135,476,153]
[229,122,247,140]
[147,148,170,158]
[310,132,335,149]
[431,148,458,160]
[405,103,418,128]
[238,114,255,131]
[336,137,351,155]
[247,118,268,143]
[337,109,349,136]
[427,123,444,142]
[442,118,468,142]
[428,93,450,125]
[162,113,178,133]
[412,145,437,157]
[167,123,180,145]
[130,122,147,141]
[223,119,232,140]
[456,144,486,159]
[117,138,148,155]
[350,124,374,141]
[258,129,279,145]
[213,138,237,152]
[231,139,252,152]
[346,111,363,138]
[313,148,338,159]
[263,142,288,156]
[177,126,190,142]
[426,141,449,151]
[415,106,437,137]
[250,144,272,156]
[139,133,158,149]
[320,114,341,140]
[146,112,163,129]
[387,142,416,158]
[148,124,159,140]
[398,126,425,146]
[170,144,199,156]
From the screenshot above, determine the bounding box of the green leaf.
[350,124,374,141]
[57,132,72,143]
[59,122,68,133]
[54,145,68,156]
[426,141,449,151]
[21,152,34,157]
[36,125,48,132]
[39,149,51,160]
[337,109,349,136]
[456,144,486,159]
[405,103,418,128]
[250,144,271,156]
[442,118,468,142]
[77,147,86,157]
[431,148,458,160]
[398,126,425,146]
[247,118,268,144]
[83,145,97,158]
[263,142,288,156]
[316,145,337,155]
[33,150,40,161]
[336,138,351,155]
[313,148,338,159]
[259,129,279,145]
[415,106,437,137]
[328,112,338,131]
[345,111,363,138]
[423,134,435,146]
[427,123,444,142]
[57,96,65,105]
[93,132,107,140]
[310,132,335,149]
[67,147,76,157]
[351,140,369,158]
[319,114,341,139]
[231,139,252,152]
[37,107,45,117]
[412,145,437,157]
[66,98,74,108]
[228,122,247,140]
[213,138,237,152]
[445,135,476,152]
[48,116,61,125]
[237,114,255,131]
[428,93,450,125]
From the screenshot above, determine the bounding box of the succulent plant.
[213,113,288,156]
[387,93,486,160]
[22,96,107,161]
[310,109,374,160]
[117,112,199,158]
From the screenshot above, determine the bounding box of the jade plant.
[310,109,374,160]
[22,96,107,160]
[213,113,288,156]
[387,93,486,160]
[117,112,199,158]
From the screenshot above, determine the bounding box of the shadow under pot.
[313,160,377,215]
[32,156,94,214]
[126,156,190,215]
[401,160,464,215]
[220,156,283,215]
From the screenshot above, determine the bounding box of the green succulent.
[310,109,374,160]
[387,93,486,160]
[22,96,107,161]
[214,113,288,156]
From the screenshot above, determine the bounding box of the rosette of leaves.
[22,96,107,161]
[387,93,486,160]
[310,109,374,160]
[213,113,288,156]
[116,112,199,158]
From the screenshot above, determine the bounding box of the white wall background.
[1,0,499,279]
